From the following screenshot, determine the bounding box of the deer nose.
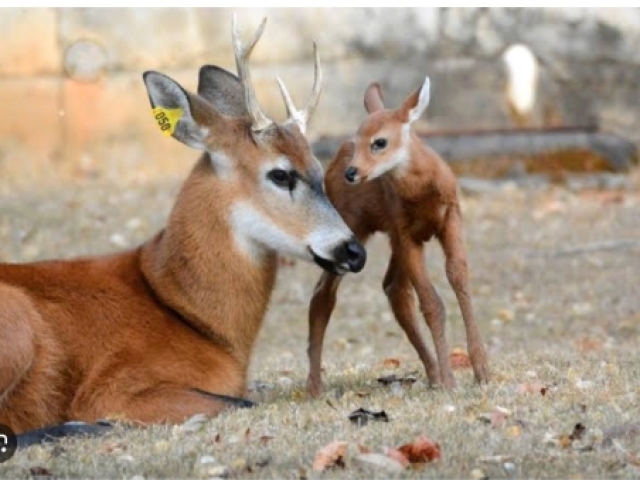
[336,237,366,273]
[344,166,358,184]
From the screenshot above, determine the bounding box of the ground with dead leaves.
[0,167,639,478]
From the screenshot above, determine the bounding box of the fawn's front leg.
[439,206,490,383]
[402,240,457,389]
[384,249,441,387]
[307,271,343,397]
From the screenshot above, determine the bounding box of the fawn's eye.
[267,169,297,190]
[371,138,388,152]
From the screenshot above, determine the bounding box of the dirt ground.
[0,164,639,479]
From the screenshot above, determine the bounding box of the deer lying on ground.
[0,16,366,439]
[306,77,489,397]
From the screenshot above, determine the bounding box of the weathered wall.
[2,8,640,182]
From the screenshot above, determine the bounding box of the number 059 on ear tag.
[152,107,182,136]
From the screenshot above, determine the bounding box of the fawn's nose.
[344,166,359,184]
[334,237,366,273]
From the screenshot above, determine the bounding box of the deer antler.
[232,14,273,132]
[276,42,323,135]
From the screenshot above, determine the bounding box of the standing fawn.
[0,16,366,437]
[306,77,489,396]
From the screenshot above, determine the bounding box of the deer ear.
[363,82,385,114]
[197,65,248,118]
[143,71,210,150]
[399,76,431,124]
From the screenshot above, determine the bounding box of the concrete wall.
[2,8,640,181]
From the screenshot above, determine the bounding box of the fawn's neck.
[140,157,278,371]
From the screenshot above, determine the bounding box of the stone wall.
[2,8,640,182]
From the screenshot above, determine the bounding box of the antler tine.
[275,41,323,135]
[276,76,306,133]
[231,14,272,132]
[301,42,323,125]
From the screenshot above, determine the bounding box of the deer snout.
[334,237,366,273]
[344,166,360,184]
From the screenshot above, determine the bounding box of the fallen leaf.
[355,390,371,398]
[348,408,389,426]
[559,434,573,449]
[354,453,405,472]
[259,435,275,444]
[497,308,514,322]
[449,351,471,370]
[397,434,441,463]
[382,358,401,368]
[358,443,372,454]
[29,467,53,477]
[181,413,208,433]
[517,381,547,396]
[244,428,252,442]
[98,440,126,454]
[576,337,601,353]
[312,441,348,472]
[377,373,418,386]
[506,425,522,438]
[569,423,586,441]
[384,447,411,468]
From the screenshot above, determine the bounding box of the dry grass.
[1,165,639,478]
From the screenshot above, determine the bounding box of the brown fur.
[306,80,490,396]
[0,18,362,433]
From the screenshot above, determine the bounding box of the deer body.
[0,17,366,435]
[307,78,489,396]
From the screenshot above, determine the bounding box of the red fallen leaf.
[384,447,411,468]
[397,434,441,463]
[576,337,601,353]
[312,441,348,472]
[259,435,274,444]
[449,351,471,370]
[382,358,401,368]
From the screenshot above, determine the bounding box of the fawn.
[306,77,489,396]
[0,16,366,437]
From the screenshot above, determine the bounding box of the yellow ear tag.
[152,107,183,136]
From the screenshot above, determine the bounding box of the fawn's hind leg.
[383,250,441,386]
[307,272,343,397]
[439,206,490,383]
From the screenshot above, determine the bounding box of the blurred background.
[1,7,639,187]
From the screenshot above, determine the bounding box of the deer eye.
[267,169,297,190]
[371,138,388,152]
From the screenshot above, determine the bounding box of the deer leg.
[383,253,441,386]
[403,241,457,389]
[0,286,65,433]
[439,208,490,383]
[306,271,343,397]
[69,384,251,425]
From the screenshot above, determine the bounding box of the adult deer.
[0,16,366,438]
[306,77,489,397]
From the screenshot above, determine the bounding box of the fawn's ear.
[399,76,431,124]
[143,71,210,150]
[197,65,248,118]
[363,82,385,114]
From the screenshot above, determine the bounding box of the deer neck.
[140,155,278,371]
[388,137,440,201]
